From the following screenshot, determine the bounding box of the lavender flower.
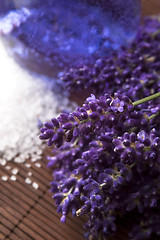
[40,88,160,239]
[39,16,160,240]
[40,93,135,148]
[61,16,160,107]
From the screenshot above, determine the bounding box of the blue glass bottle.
[0,0,141,76]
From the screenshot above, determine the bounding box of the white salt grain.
[27,172,32,177]
[35,162,41,168]
[11,168,19,175]
[10,175,17,181]
[32,182,39,190]
[37,149,43,155]
[25,163,31,168]
[31,156,38,163]
[1,175,8,181]
[0,159,6,166]
[14,157,25,163]
[5,165,11,170]
[25,177,32,184]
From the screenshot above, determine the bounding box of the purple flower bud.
[86,94,96,103]
[135,142,144,151]
[46,138,54,146]
[39,133,48,140]
[123,139,130,147]
[73,111,81,119]
[44,122,54,129]
[117,176,124,184]
[62,122,73,130]
[40,127,48,133]
[60,215,66,223]
[47,156,58,167]
[89,112,99,120]
[51,118,60,128]
[89,102,98,111]
[73,159,85,166]
[130,132,137,142]
[73,187,80,196]
[81,111,88,120]
[58,113,69,123]
[45,129,54,137]
[53,193,65,201]
[89,141,99,147]
[57,128,64,135]
[51,133,59,142]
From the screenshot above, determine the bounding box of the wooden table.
[1,1,160,240]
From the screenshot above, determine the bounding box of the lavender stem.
[133,92,160,107]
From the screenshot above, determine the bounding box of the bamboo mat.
[0,154,85,240]
[1,1,160,240]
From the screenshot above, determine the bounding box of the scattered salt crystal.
[25,177,32,184]
[10,175,17,181]
[1,175,8,181]
[31,157,38,163]
[27,172,32,176]
[11,168,19,175]
[5,165,11,170]
[35,155,41,160]
[5,154,13,161]
[0,159,6,166]
[35,162,41,168]
[32,182,39,190]
[14,157,25,163]
[25,163,31,168]
[37,149,42,155]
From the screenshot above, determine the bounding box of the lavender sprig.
[40,90,160,240]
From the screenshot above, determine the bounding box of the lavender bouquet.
[40,16,160,240]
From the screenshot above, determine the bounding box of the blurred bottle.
[0,0,141,76]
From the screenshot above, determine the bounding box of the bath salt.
[10,175,17,181]
[5,165,11,170]
[35,162,41,168]
[0,159,7,166]
[11,168,19,175]
[25,163,31,168]
[0,39,76,184]
[27,172,32,177]
[32,182,39,190]
[1,176,8,181]
[25,177,32,184]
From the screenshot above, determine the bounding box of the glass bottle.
[0,0,141,77]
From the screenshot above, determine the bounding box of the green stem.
[152,29,160,37]
[73,137,79,146]
[148,111,160,120]
[133,92,160,107]
[130,162,136,168]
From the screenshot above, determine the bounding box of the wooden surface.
[0,154,85,240]
[142,0,160,16]
[1,1,160,240]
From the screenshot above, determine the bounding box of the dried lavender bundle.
[40,16,160,240]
